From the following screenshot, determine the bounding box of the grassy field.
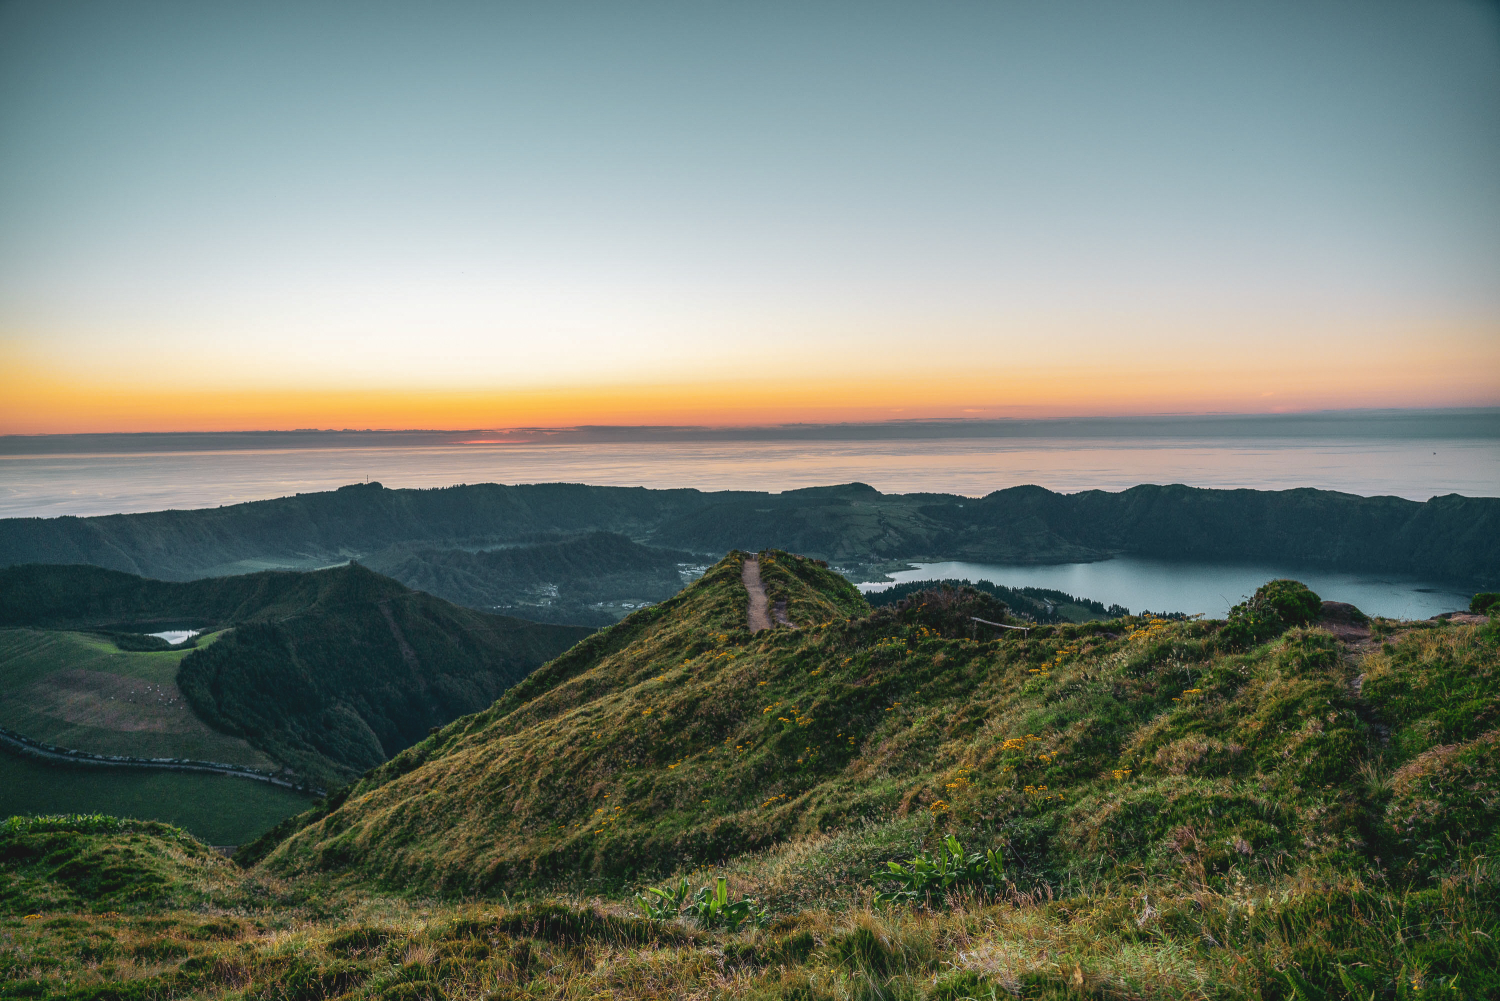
[1,812,1494,1001]
[2,556,1496,1000]
[0,755,315,845]
[0,627,276,767]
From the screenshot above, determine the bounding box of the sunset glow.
[1,1,1497,434]
[4,327,1498,434]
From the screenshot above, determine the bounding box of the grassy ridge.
[259,553,1499,907]
[0,815,245,915]
[3,553,1498,999]
[253,552,861,883]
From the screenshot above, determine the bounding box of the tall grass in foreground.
[4,811,1495,1000]
[3,864,1494,1000]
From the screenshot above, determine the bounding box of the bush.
[868,586,1012,639]
[1220,579,1321,648]
[1471,593,1500,615]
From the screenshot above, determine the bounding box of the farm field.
[0,627,276,767]
[0,753,314,845]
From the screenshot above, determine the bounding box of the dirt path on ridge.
[742,557,773,633]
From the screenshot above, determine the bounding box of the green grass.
[0,627,273,766]
[2,556,1496,1000]
[0,627,221,690]
[0,753,315,846]
[257,556,1497,897]
[3,848,1494,1000]
[0,564,593,789]
[0,815,248,916]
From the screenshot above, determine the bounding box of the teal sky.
[1,1,1497,430]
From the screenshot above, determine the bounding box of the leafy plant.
[634,876,692,921]
[636,875,767,931]
[1472,592,1500,615]
[685,877,767,931]
[1281,963,1462,1001]
[872,835,1004,907]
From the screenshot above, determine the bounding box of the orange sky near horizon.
[3,4,1498,436]
[5,339,1497,434]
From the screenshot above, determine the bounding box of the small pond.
[147,630,201,645]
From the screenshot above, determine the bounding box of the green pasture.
[0,751,315,845]
[0,627,275,767]
[0,626,219,691]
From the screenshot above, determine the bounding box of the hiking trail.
[742,556,772,632]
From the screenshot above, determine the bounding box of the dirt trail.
[742,557,773,633]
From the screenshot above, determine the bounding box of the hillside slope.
[257,550,1500,921]
[0,627,273,766]
[0,564,591,788]
[362,532,700,625]
[1,480,1495,584]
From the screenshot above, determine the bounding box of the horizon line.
[3,404,1498,440]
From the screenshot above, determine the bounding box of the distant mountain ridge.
[0,480,1495,585]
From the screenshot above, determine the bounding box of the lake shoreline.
[857,554,1480,621]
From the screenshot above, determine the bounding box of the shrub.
[1472,593,1500,615]
[1220,579,1321,648]
[868,586,1012,639]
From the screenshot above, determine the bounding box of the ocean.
[1,415,1496,618]
[2,413,1497,520]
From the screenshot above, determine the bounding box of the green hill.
[0,563,592,790]
[0,627,275,766]
[254,552,1499,908]
[1,481,1495,588]
[0,814,244,914]
[6,553,1498,1000]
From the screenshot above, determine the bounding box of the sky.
[1,0,1498,433]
